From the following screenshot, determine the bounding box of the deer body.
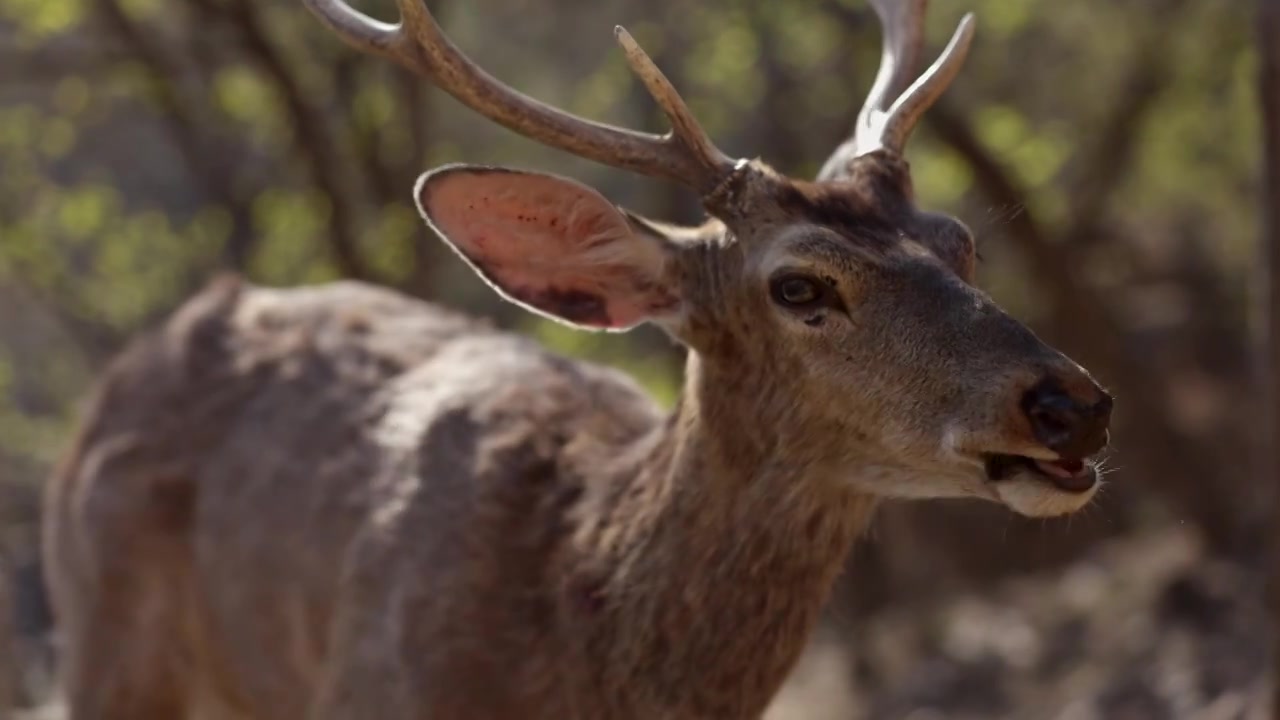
[46,278,872,719]
[46,1,1115,718]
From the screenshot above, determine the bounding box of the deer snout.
[1020,378,1112,460]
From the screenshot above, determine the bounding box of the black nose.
[1021,380,1112,459]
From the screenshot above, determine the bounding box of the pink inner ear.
[419,169,678,329]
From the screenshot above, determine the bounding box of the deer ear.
[416,165,683,331]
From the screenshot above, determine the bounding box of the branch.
[94,0,257,270]
[399,69,430,179]
[328,52,447,298]
[924,102,1065,280]
[745,5,804,175]
[1059,4,1189,250]
[195,0,374,280]
[331,56,408,209]
[331,0,439,206]
[384,0,443,297]
[392,66,447,297]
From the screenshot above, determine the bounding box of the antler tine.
[818,0,975,181]
[301,0,737,195]
[614,28,735,185]
[856,0,929,140]
[878,13,974,153]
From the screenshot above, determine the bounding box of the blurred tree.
[1259,0,1280,714]
[0,552,10,715]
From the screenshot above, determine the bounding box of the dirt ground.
[5,526,1271,720]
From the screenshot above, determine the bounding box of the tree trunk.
[0,555,12,720]
[1258,0,1280,715]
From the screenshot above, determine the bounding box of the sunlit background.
[0,0,1268,717]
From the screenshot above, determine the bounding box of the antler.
[818,0,975,181]
[301,0,737,195]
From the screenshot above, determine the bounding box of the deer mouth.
[984,453,1096,493]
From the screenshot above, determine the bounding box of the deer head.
[303,0,1112,518]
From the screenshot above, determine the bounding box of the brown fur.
[42,272,861,719]
[45,159,1110,720]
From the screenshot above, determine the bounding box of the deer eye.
[770,275,824,308]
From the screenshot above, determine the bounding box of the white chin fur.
[992,475,1097,517]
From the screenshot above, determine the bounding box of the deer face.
[416,155,1111,519]
[705,162,1111,517]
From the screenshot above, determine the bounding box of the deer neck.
[571,352,876,716]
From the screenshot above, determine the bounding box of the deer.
[42,0,1113,718]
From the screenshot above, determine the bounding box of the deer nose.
[1020,379,1112,459]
